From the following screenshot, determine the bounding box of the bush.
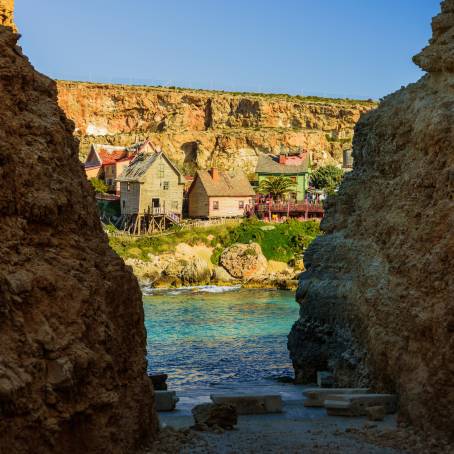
[310,165,344,193]
[90,177,109,194]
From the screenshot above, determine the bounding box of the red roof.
[98,148,136,165]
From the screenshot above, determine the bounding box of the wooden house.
[188,168,255,218]
[117,149,185,219]
[84,141,154,193]
[255,151,311,201]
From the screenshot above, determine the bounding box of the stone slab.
[303,388,369,407]
[155,390,179,412]
[325,394,397,417]
[210,394,283,415]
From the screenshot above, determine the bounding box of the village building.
[255,151,311,201]
[84,141,154,194]
[117,148,185,222]
[188,168,255,218]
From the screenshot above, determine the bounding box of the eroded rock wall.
[0,17,156,454]
[288,0,454,439]
[0,0,15,31]
[56,81,376,171]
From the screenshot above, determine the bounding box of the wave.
[142,284,242,296]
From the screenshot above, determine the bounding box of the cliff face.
[288,0,454,440]
[0,0,15,31]
[0,16,156,454]
[57,81,376,172]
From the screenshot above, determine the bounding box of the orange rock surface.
[57,81,376,172]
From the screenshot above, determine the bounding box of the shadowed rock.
[288,0,454,440]
[0,8,157,453]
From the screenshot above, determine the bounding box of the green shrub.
[310,165,344,194]
[90,177,109,194]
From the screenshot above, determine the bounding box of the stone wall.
[0,12,157,454]
[288,0,454,440]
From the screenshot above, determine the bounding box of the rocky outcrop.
[56,81,376,171]
[0,0,15,32]
[0,16,156,454]
[220,243,268,279]
[288,0,454,440]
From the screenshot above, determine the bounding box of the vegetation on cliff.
[109,218,320,266]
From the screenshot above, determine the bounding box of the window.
[159,164,165,178]
[163,181,169,190]
[238,201,244,209]
[127,183,131,191]
[171,201,178,209]
[213,200,219,210]
[122,200,125,209]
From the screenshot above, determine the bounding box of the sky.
[16,0,441,100]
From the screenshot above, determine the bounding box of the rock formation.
[0,9,156,454]
[288,0,454,440]
[56,81,376,171]
[0,0,15,32]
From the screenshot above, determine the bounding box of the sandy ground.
[156,382,408,453]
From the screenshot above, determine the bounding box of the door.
[152,198,160,214]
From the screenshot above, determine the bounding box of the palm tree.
[258,176,296,201]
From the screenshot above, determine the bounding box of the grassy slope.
[109,219,321,264]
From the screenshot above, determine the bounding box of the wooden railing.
[254,201,324,213]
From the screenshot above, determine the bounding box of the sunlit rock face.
[0,0,15,32]
[56,80,376,171]
[289,0,454,439]
[0,12,157,454]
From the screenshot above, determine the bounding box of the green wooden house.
[255,152,311,201]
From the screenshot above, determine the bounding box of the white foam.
[142,284,241,296]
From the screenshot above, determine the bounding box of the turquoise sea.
[143,287,298,388]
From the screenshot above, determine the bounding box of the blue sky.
[16,0,440,99]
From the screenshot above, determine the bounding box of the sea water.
[143,287,298,389]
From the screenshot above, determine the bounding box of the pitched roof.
[255,153,310,174]
[117,151,184,184]
[194,169,255,197]
[88,141,156,166]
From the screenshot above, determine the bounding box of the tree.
[90,177,109,194]
[258,176,296,200]
[310,165,344,193]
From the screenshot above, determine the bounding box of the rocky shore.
[125,241,302,291]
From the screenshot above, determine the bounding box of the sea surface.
[143,287,299,389]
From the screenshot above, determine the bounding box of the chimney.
[210,168,220,181]
[0,0,17,32]
[279,154,287,165]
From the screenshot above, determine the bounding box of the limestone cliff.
[288,0,454,440]
[0,14,156,454]
[0,0,15,32]
[57,81,376,172]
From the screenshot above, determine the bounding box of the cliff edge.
[0,8,156,454]
[288,0,454,439]
[57,81,376,171]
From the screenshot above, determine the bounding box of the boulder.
[220,243,268,279]
[303,388,369,407]
[213,265,235,283]
[367,405,386,421]
[149,374,168,391]
[317,371,335,388]
[155,391,179,412]
[325,394,397,417]
[210,394,283,415]
[191,403,237,430]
